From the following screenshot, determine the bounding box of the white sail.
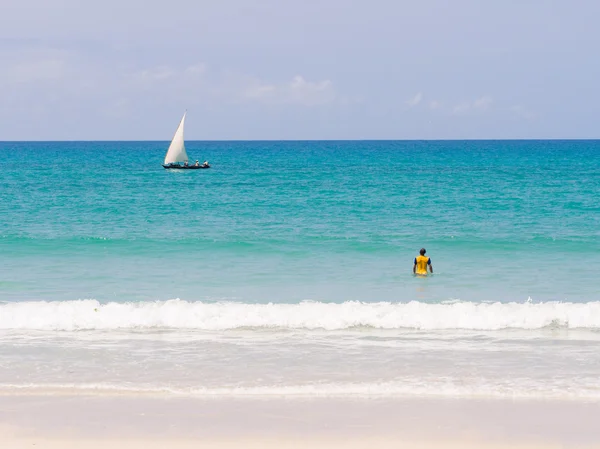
[163,112,189,164]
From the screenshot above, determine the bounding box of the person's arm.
[413,258,417,274]
[428,258,433,273]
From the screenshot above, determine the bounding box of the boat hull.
[162,165,210,169]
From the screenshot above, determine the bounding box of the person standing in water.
[413,248,433,275]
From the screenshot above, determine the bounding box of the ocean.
[1,140,599,400]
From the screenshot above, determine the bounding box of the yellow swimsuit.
[414,255,431,275]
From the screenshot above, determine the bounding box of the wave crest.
[1,299,600,331]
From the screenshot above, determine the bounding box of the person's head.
[420,248,426,256]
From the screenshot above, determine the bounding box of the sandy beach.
[1,395,599,448]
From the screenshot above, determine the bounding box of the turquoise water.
[1,140,599,303]
[1,140,600,399]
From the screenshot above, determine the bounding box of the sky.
[1,0,599,140]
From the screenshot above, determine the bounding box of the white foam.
[1,299,600,331]
[1,379,599,401]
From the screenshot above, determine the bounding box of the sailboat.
[162,112,210,169]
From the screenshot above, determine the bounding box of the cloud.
[406,92,422,107]
[473,95,493,110]
[122,62,208,97]
[244,83,277,99]
[242,75,336,106]
[453,96,493,115]
[452,102,470,115]
[131,65,176,87]
[8,58,66,84]
[511,105,537,120]
[429,100,442,110]
[122,68,338,108]
[0,48,71,85]
[0,42,347,139]
[184,63,207,76]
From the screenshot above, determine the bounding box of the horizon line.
[1,138,600,143]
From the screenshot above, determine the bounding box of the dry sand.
[1,395,599,448]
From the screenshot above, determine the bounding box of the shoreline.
[1,396,599,448]
[1,388,600,402]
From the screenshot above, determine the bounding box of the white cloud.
[243,75,336,106]
[452,102,470,115]
[133,66,176,85]
[0,48,71,85]
[244,84,277,99]
[473,95,493,110]
[184,63,207,76]
[124,62,207,96]
[429,100,442,110]
[406,92,422,107]
[123,68,338,108]
[511,105,537,120]
[453,96,493,115]
[0,44,347,138]
[8,58,66,83]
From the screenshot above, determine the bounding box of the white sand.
[1,396,599,448]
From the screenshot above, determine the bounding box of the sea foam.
[1,299,599,331]
[1,379,598,400]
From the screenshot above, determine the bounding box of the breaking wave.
[2,379,599,400]
[1,299,600,331]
